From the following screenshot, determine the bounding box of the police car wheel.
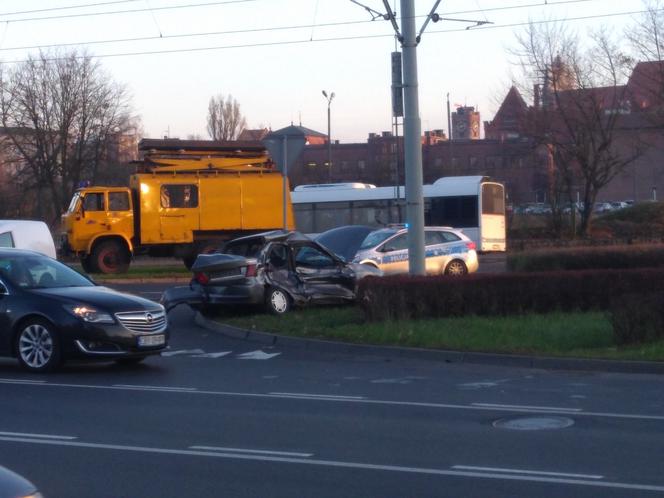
[445,259,468,276]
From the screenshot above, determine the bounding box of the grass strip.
[216,306,664,361]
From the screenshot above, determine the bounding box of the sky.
[0,0,649,143]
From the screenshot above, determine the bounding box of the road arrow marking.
[236,351,281,360]
[191,351,233,358]
[161,349,205,357]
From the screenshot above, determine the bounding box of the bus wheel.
[444,259,468,276]
[92,240,130,274]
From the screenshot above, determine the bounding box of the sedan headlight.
[64,305,115,324]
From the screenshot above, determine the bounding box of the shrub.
[610,292,664,345]
[358,269,664,322]
[507,244,664,272]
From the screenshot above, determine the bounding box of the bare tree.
[0,49,132,224]
[511,22,643,236]
[206,94,247,141]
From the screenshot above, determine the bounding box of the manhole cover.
[493,416,575,430]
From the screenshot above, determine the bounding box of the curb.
[194,313,664,375]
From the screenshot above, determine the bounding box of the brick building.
[287,61,664,206]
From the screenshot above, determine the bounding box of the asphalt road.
[1,281,663,497]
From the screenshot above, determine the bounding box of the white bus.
[290,176,506,252]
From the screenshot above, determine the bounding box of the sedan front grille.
[115,310,167,333]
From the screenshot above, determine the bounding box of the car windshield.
[0,254,93,289]
[358,229,398,250]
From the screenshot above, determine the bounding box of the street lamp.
[322,90,335,182]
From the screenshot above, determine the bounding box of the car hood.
[32,286,161,312]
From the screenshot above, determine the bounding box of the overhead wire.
[0,0,617,53]
[0,0,259,23]
[1,7,655,65]
[0,0,139,18]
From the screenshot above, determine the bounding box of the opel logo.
[146,313,154,323]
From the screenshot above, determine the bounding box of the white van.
[0,220,57,258]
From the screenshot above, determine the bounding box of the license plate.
[138,334,165,347]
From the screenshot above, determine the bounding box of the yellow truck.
[61,139,295,273]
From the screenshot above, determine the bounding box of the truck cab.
[61,187,135,273]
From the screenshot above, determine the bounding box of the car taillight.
[194,272,209,284]
[466,241,477,251]
[245,263,257,277]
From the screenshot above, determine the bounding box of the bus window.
[482,184,505,215]
[294,204,315,233]
[313,202,351,232]
[429,196,478,228]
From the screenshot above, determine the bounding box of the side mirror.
[0,282,7,296]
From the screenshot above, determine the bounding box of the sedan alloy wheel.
[16,319,61,372]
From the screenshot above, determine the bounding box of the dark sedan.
[161,230,382,314]
[0,465,41,498]
[0,249,168,372]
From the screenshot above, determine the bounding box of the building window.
[358,160,366,170]
[469,156,478,168]
[434,158,443,167]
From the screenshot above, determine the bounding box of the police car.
[352,226,479,276]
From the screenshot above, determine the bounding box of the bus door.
[480,184,506,251]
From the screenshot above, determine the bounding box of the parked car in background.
[0,220,56,258]
[594,202,614,214]
[0,465,42,498]
[0,249,168,372]
[161,230,382,315]
[314,225,375,261]
[353,226,479,276]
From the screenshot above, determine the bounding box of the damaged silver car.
[160,231,382,314]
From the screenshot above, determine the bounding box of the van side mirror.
[0,282,7,296]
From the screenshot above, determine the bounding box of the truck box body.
[61,139,294,273]
[132,171,292,244]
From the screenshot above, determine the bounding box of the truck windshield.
[67,193,81,213]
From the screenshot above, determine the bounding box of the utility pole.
[322,90,335,182]
[352,0,490,275]
[400,0,426,275]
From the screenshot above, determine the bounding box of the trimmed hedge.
[507,244,664,272]
[610,292,664,345]
[358,269,664,321]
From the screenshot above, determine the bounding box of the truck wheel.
[80,256,94,274]
[92,240,130,274]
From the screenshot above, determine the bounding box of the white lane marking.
[0,378,45,384]
[236,351,281,360]
[161,349,205,357]
[0,431,76,440]
[191,351,233,358]
[452,465,603,480]
[113,384,198,392]
[1,436,663,493]
[371,378,413,384]
[270,392,367,400]
[2,379,663,421]
[190,446,313,457]
[472,403,583,413]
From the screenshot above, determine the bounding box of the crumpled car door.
[291,243,355,303]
